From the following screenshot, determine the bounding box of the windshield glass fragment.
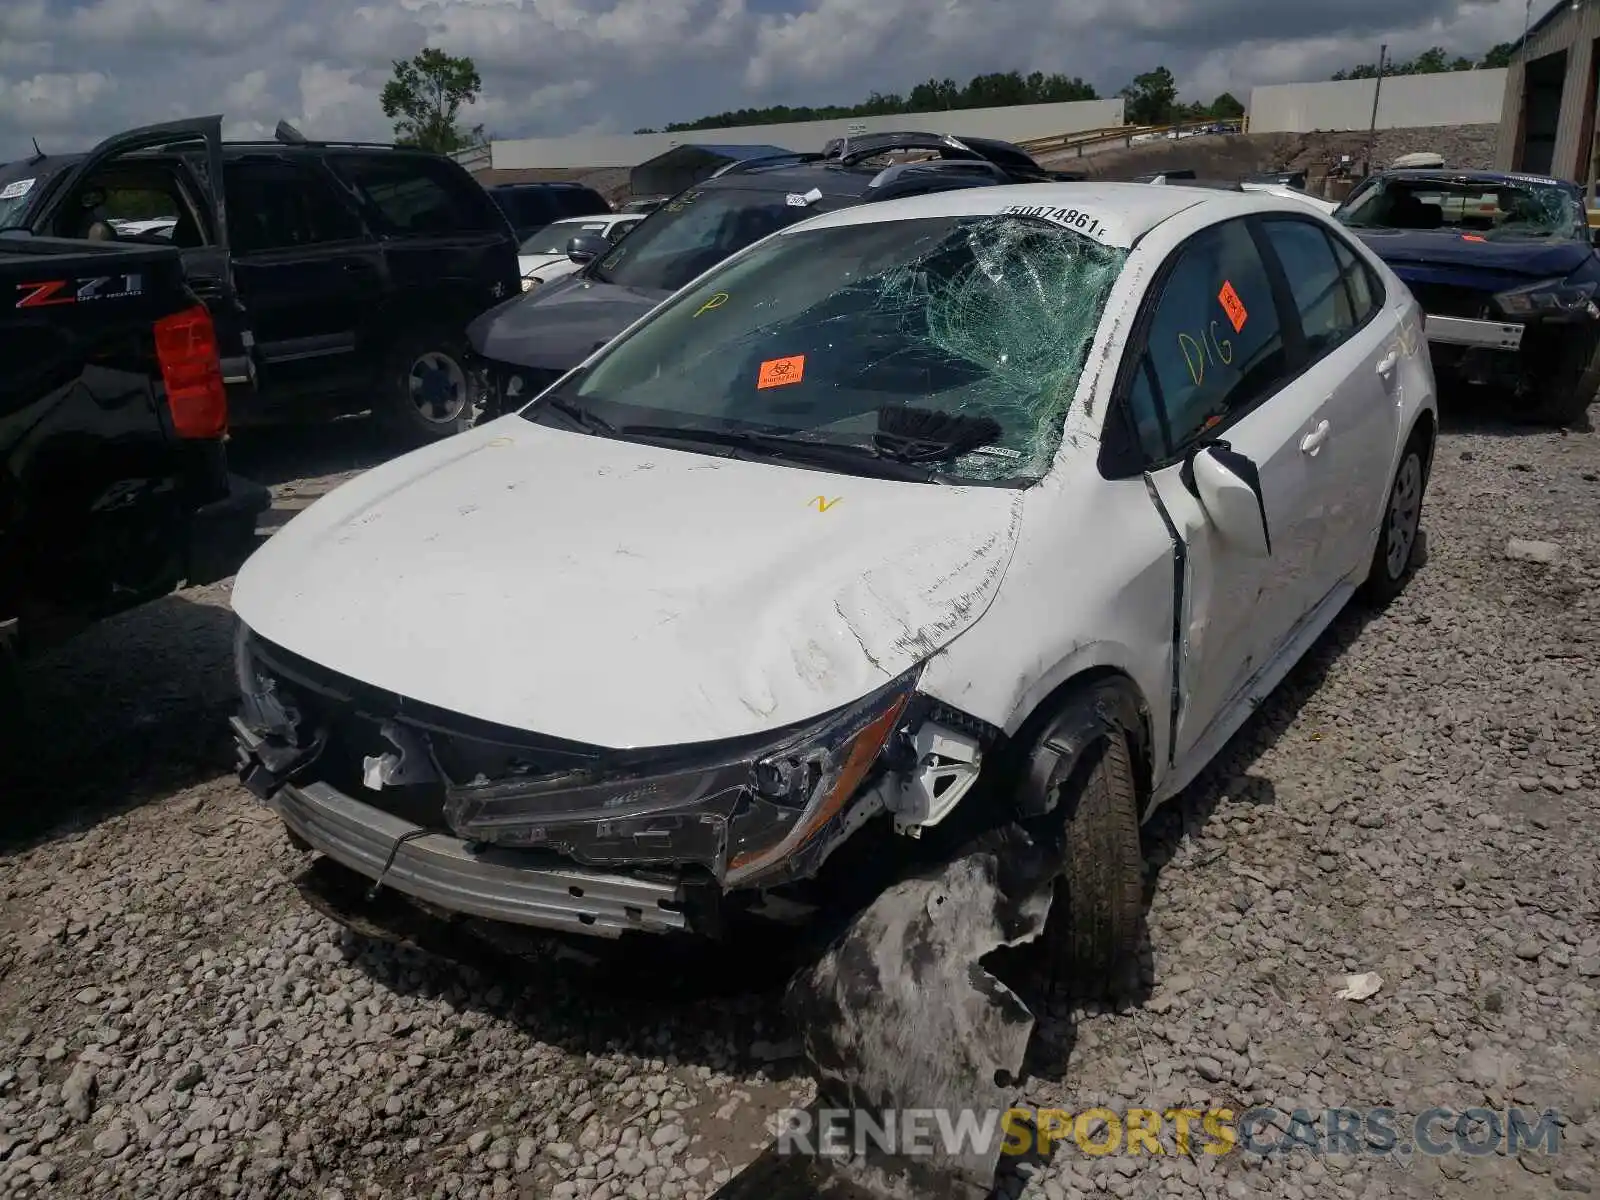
[1338,176,1587,241]
[529,213,1128,483]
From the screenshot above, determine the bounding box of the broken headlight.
[1494,277,1599,320]
[443,668,920,885]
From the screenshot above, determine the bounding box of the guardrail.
[1016,119,1246,158]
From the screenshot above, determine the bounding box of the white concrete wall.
[1248,69,1508,133]
[490,98,1125,170]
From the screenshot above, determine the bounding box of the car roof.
[783,181,1309,249]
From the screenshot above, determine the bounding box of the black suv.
[486,181,612,241]
[0,116,522,443]
[465,132,1054,418]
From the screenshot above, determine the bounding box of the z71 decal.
[14,273,144,309]
[999,204,1110,242]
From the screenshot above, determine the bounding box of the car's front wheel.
[1528,328,1600,429]
[1361,433,1430,605]
[380,329,475,443]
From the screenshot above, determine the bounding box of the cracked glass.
[555,213,1128,483]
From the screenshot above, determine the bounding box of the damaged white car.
[230,182,1437,988]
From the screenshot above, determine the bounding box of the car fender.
[1009,670,1152,821]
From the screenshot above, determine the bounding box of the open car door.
[30,115,256,393]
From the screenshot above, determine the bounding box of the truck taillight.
[153,304,228,439]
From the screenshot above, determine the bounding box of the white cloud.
[0,0,1536,161]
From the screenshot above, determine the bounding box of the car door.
[28,115,255,391]
[1111,215,1333,767]
[222,156,387,401]
[1256,215,1401,591]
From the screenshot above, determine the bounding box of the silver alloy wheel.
[1385,453,1422,579]
[408,351,469,424]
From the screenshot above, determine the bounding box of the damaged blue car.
[1335,168,1600,426]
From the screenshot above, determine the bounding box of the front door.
[1117,216,1336,764]
[30,116,255,389]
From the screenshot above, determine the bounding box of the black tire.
[1360,432,1430,606]
[0,638,22,775]
[1527,329,1600,430]
[378,328,475,444]
[1036,728,1145,998]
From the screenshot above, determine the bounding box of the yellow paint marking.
[694,292,729,318]
[487,436,514,447]
[811,495,841,512]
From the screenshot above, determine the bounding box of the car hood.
[465,274,672,372]
[231,418,1025,749]
[516,253,568,275]
[1349,227,1593,279]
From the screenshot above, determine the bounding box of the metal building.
[1496,0,1600,184]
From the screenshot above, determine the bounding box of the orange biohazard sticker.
[1461,233,1486,242]
[757,355,805,389]
[1218,281,1247,333]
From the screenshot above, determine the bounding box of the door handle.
[1377,350,1399,378]
[1300,419,1330,456]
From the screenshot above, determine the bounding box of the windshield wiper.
[541,393,615,435]
[614,424,942,482]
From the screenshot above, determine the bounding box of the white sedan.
[516,213,643,290]
[229,182,1436,988]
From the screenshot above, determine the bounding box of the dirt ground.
[1,399,1598,1200]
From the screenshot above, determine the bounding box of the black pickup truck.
[0,232,269,724]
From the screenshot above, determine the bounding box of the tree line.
[374,43,1522,155]
[633,67,1243,134]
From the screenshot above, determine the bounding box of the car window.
[329,154,498,236]
[591,187,847,293]
[555,213,1128,484]
[224,161,363,253]
[1140,218,1289,452]
[605,218,639,243]
[551,189,609,218]
[519,221,607,255]
[1338,175,1586,240]
[495,189,554,229]
[1259,219,1356,359]
[1327,232,1380,323]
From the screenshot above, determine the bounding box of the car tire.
[379,328,475,444]
[1360,431,1431,606]
[1529,329,1600,429]
[1032,726,1145,999]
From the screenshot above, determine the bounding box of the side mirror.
[566,232,611,263]
[1187,443,1272,557]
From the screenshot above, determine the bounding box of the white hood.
[517,253,569,277]
[232,418,1024,748]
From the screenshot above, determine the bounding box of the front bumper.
[263,767,693,938]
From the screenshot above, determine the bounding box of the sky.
[0,0,1545,160]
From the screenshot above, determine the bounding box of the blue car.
[1334,168,1600,426]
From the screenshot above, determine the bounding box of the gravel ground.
[1,408,1598,1200]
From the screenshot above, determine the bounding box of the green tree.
[1208,92,1245,119]
[380,47,485,153]
[1121,66,1178,125]
[1481,42,1517,68]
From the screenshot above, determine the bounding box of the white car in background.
[517,213,643,290]
[230,183,1436,990]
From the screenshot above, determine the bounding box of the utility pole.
[1366,44,1387,175]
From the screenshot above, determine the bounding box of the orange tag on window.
[1461,233,1486,242]
[757,355,805,389]
[1218,281,1247,333]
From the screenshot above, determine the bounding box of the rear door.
[222,156,387,400]
[28,116,256,390]
[1255,215,1402,589]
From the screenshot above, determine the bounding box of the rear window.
[328,153,500,236]
[590,185,847,293]
[551,188,609,218]
[492,188,555,228]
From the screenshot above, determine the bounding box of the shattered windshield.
[0,161,55,228]
[536,213,1128,484]
[1338,176,1587,240]
[588,185,844,293]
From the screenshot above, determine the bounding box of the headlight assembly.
[441,668,922,885]
[1494,277,1599,319]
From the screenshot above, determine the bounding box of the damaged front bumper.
[251,757,694,937]
[231,625,995,936]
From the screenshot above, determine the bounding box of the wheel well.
[1000,667,1155,821]
[1408,408,1437,477]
